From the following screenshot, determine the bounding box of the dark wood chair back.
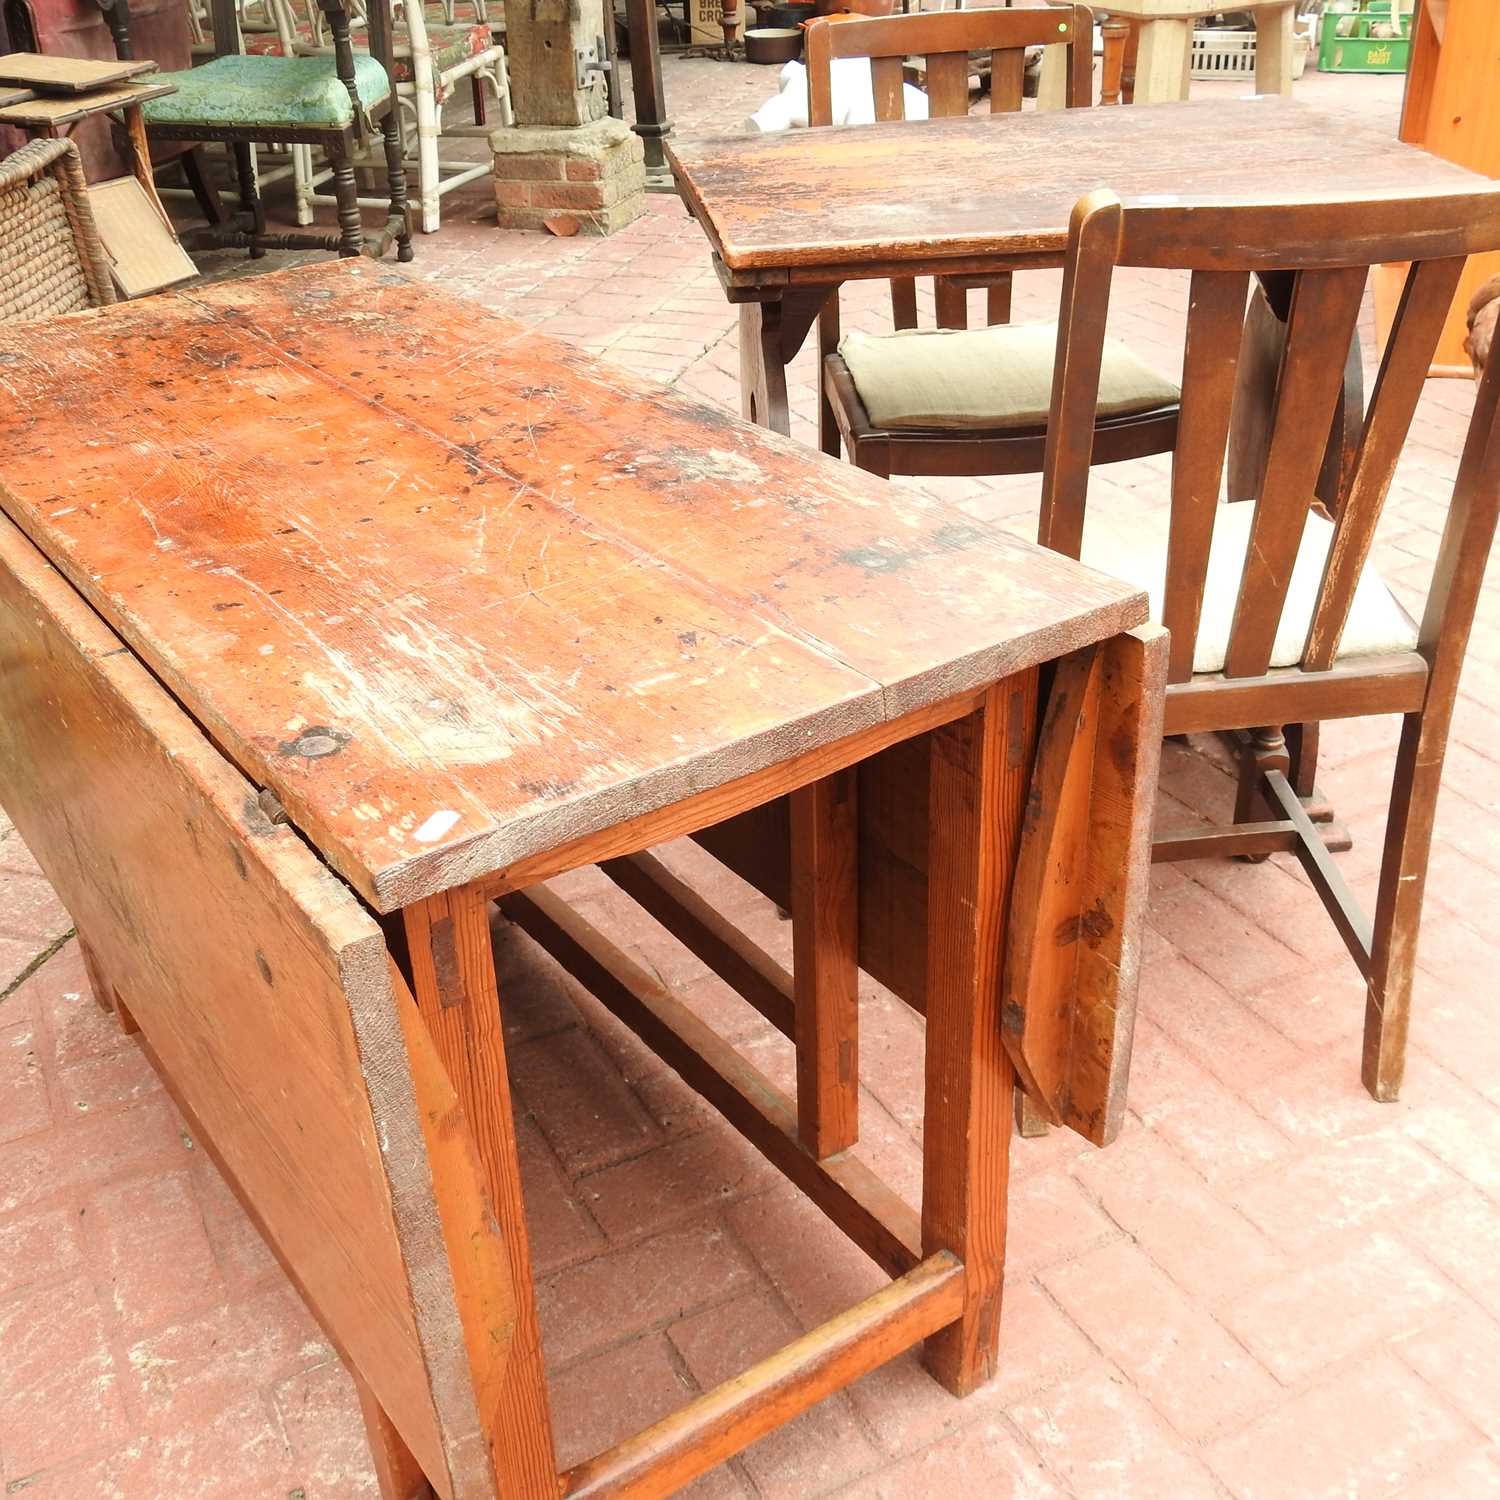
[804,5,1093,330]
[1040,188,1500,688]
[1036,184,1500,1101]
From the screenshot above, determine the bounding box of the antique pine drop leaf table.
[0,260,1163,1499]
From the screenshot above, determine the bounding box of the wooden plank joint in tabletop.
[562,1252,964,1500]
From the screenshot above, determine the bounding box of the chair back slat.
[924,50,972,118]
[1302,254,1465,670]
[989,47,1026,114]
[1162,269,1251,682]
[1221,266,1367,678]
[1044,186,1500,701]
[1038,191,1124,558]
[804,5,1094,334]
[869,54,906,121]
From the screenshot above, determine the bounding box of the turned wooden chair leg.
[231,141,267,259]
[330,149,366,259]
[378,112,415,263]
[353,1374,435,1500]
[1100,17,1129,105]
[1233,726,1287,862]
[921,673,1035,1396]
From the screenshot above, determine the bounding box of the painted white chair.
[264,0,511,231]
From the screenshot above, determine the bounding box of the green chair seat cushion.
[143,54,391,129]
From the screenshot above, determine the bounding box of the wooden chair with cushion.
[0,137,115,319]
[114,0,412,260]
[1038,184,1500,1102]
[805,5,1181,477]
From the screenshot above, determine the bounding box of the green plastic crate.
[1318,5,1411,72]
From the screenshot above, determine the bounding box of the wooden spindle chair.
[807,5,1181,477]
[112,0,412,260]
[1040,185,1500,1102]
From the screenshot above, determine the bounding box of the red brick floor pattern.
[3,60,1500,1500]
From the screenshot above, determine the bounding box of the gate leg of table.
[921,673,1037,1396]
[354,1373,437,1500]
[403,885,560,1498]
[791,771,860,1158]
[1254,4,1296,97]
[739,300,792,435]
[1131,19,1192,104]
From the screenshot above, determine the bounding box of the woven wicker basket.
[0,138,115,322]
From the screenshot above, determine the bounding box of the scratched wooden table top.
[0,261,1143,911]
[668,96,1498,285]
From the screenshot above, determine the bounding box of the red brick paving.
[2,56,1500,1500]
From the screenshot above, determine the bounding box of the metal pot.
[745,25,803,62]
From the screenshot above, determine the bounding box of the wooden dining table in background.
[667,96,1489,501]
[0,261,1164,1498]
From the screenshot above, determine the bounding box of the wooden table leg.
[791,771,859,1158]
[1131,18,1192,103]
[1253,3,1296,97]
[355,1373,437,1500]
[920,672,1037,1396]
[738,285,835,437]
[740,301,792,434]
[403,885,560,1499]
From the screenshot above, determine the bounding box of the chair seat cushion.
[143,54,391,129]
[1079,500,1418,675]
[837,321,1180,431]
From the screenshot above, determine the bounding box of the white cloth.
[746,57,931,133]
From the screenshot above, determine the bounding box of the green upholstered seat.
[143,53,391,129]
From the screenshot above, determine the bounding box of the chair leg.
[818,300,841,459]
[409,69,442,234]
[293,144,317,227]
[1232,726,1286,861]
[232,141,266,258]
[181,146,229,226]
[330,150,366,258]
[1363,712,1440,1103]
[378,115,416,262]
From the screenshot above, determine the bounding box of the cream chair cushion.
[837,322,1180,431]
[1079,500,1419,675]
